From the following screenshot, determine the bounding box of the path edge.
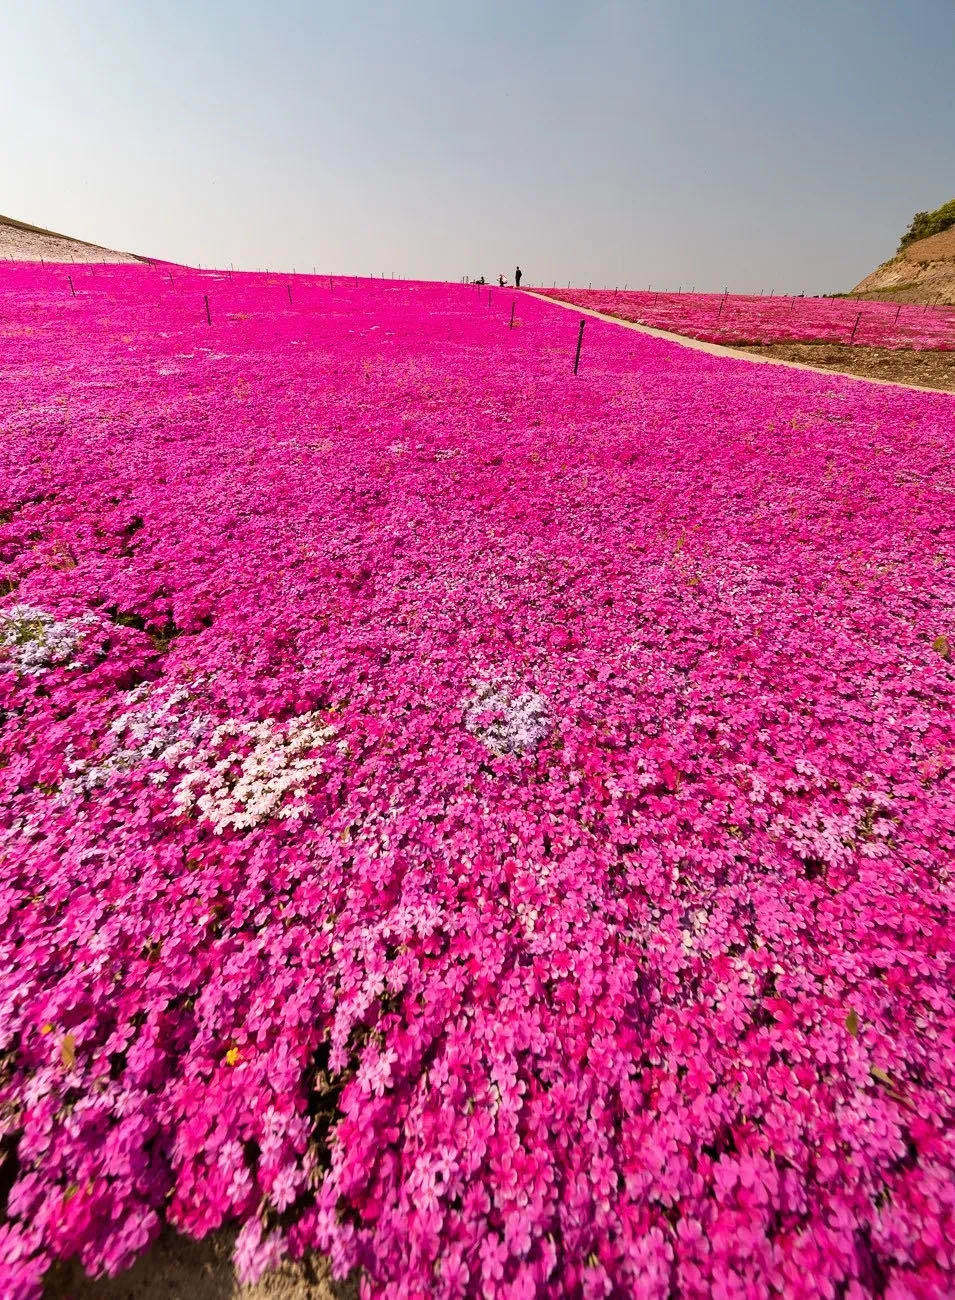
[524,291,953,396]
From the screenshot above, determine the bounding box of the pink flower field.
[1,264,954,1298]
[534,288,955,352]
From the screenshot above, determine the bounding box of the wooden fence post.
[573,319,585,374]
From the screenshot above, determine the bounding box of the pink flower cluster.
[535,287,955,351]
[0,264,953,1298]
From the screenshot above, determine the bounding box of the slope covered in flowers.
[534,287,955,352]
[0,265,954,1298]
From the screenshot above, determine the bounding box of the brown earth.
[851,226,955,304]
[0,213,145,264]
[735,341,955,393]
[43,1229,359,1300]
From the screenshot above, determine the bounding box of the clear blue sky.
[3,0,953,292]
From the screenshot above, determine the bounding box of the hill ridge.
[0,212,146,263]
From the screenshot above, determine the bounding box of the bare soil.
[43,1229,358,1300]
[0,213,143,264]
[736,341,955,393]
[900,226,955,263]
[851,226,955,304]
[848,286,952,305]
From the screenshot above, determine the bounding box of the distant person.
[498,274,505,287]
[515,266,522,288]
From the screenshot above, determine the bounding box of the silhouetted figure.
[498,274,505,287]
[515,266,522,288]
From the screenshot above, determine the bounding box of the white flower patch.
[110,685,197,755]
[516,902,540,938]
[680,907,712,955]
[0,604,100,676]
[464,679,549,757]
[60,686,336,833]
[170,712,337,833]
[61,686,202,796]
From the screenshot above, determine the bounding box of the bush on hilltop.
[898,197,955,251]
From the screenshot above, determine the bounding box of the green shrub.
[898,198,955,251]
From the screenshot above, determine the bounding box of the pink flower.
[0,264,952,1299]
[480,1234,508,1285]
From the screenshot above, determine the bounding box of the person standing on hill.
[515,266,522,288]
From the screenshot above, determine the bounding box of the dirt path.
[524,292,955,395]
[43,1229,357,1300]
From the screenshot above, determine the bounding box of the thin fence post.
[509,301,515,328]
[848,310,862,344]
[573,318,585,374]
[204,294,211,326]
[287,283,293,304]
[68,276,76,298]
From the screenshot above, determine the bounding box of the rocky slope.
[852,225,955,304]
